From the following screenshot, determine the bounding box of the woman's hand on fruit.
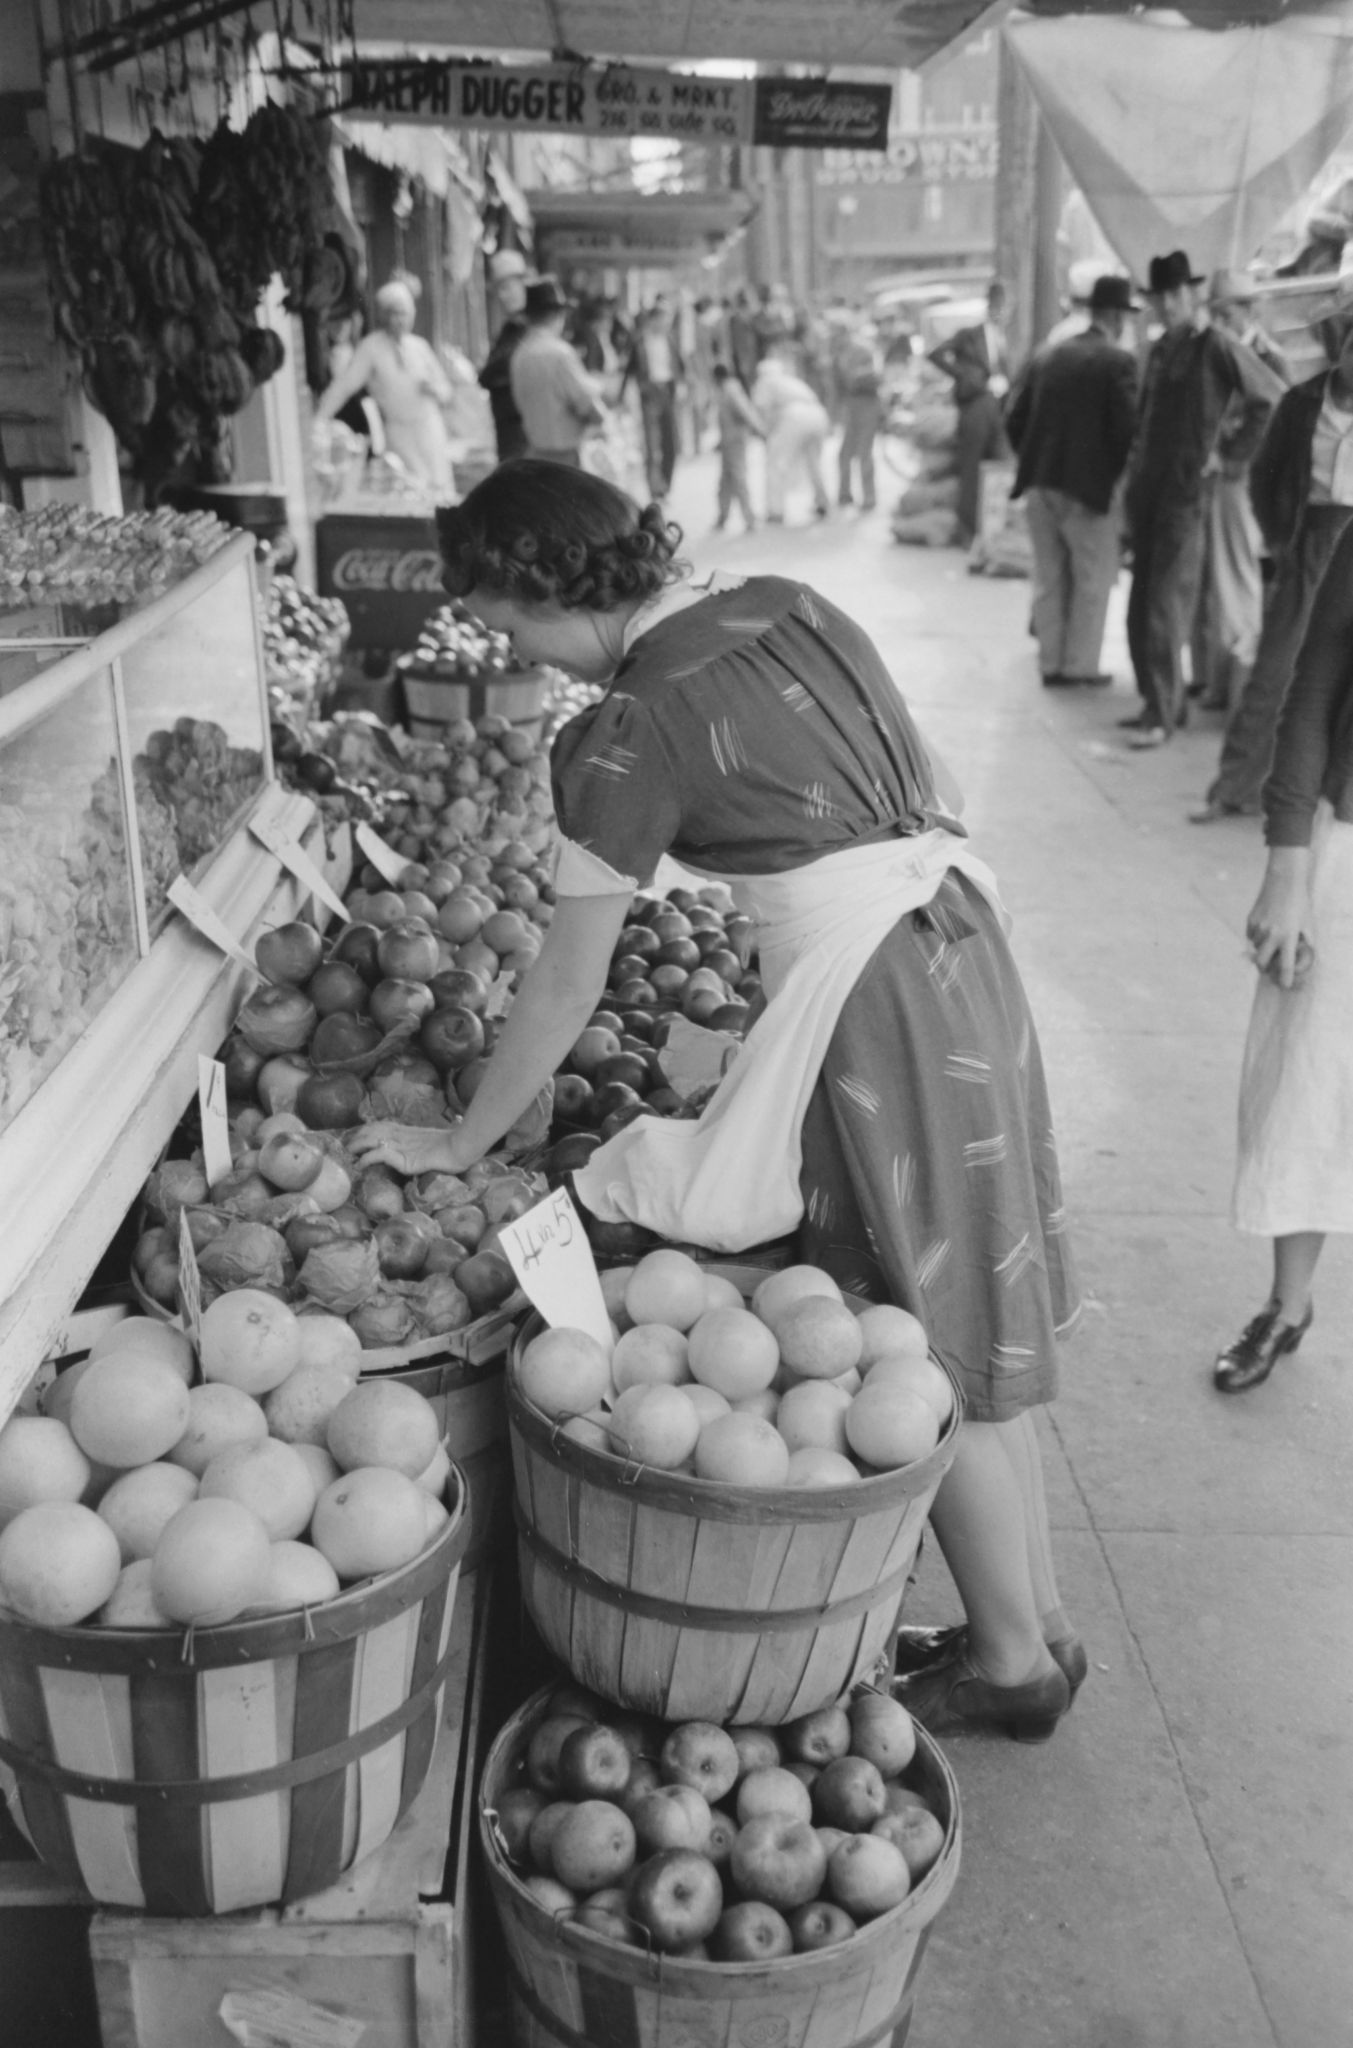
[348,1120,482,1177]
[1246,851,1314,991]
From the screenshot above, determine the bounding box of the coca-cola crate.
[316,514,445,649]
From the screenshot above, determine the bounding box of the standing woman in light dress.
[1213,517,1353,1391]
[351,461,1085,1742]
[313,280,455,494]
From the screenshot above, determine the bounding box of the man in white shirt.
[623,302,685,499]
[509,276,605,467]
[929,282,1013,544]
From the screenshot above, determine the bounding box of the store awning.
[528,186,753,266]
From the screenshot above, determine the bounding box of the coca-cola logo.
[332,548,444,593]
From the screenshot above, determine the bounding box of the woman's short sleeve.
[550,693,683,886]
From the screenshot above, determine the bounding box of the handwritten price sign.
[498,1187,612,1351]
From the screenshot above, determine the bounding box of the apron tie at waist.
[574,827,1007,1250]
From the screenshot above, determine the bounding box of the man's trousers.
[1126,494,1207,733]
[1024,485,1121,680]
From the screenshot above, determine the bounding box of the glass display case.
[0,532,323,1426]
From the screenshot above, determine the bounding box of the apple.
[494,1786,545,1864]
[730,1815,827,1911]
[237,983,317,1055]
[573,1898,636,1945]
[437,1204,486,1252]
[524,1875,577,1914]
[420,1006,486,1072]
[370,977,436,1034]
[608,1711,661,1759]
[812,1757,887,1832]
[549,1800,636,1894]
[296,1071,364,1131]
[306,960,371,1017]
[628,1850,723,1954]
[705,1810,737,1870]
[711,1901,793,1962]
[736,1768,813,1827]
[256,920,323,986]
[630,1784,712,1857]
[527,1802,574,1873]
[526,1715,591,1795]
[660,1723,740,1805]
[257,1130,325,1193]
[377,919,440,983]
[828,1835,910,1919]
[871,1806,945,1881]
[365,890,407,929]
[559,1725,632,1802]
[848,1692,917,1777]
[553,1073,595,1125]
[882,1784,932,1819]
[781,1704,851,1767]
[815,1826,850,1860]
[784,1762,819,1792]
[429,967,487,1014]
[257,1055,313,1117]
[374,1215,431,1279]
[570,1026,622,1077]
[788,1900,857,1952]
[731,1728,782,1779]
[620,1758,662,1814]
[331,923,383,985]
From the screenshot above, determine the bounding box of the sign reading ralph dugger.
[343,59,890,151]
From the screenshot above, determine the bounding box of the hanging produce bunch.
[41,106,355,499]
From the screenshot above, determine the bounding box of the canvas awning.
[527,187,754,267]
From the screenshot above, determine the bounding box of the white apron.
[574,829,1006,1249]
[1234,802,1353,1235]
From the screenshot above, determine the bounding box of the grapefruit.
[414,1442,451,1498]
[199,1290,301,1395]
[776,1380,853,1457]
[199,1440,317,1540]
[0,1415,91,1527]
[245,1540,341,1615]
[40,1359,95,1430]
[750,1265,842,1325]
[694,1413,790,1487]
[786,1447,860,1488]
[97,1462,198,1562]
[292,1442,341,1496]
[0,1501,122,1626]
[151,1497,272,1624]
[310,1467,428,1580]
[701,1272,745,1314]
[88,1318,195,1384]
[70,1355,192,1469]
[516,1328,613,1421]
[326,1382,441,1479]
[864,1353,954,1423]
[98,1558,173,1627]
[294,1314,363,1376]
[687,1308,779,1400]
[168,1383,268,1476]
[606,1385,700,1469]
[611,1324,690,1393]
[770,1297,863,1382]
[624,1250,707,1332]
[685,1384,732,1428]
[264,1363,355,1447]
[855,1304,929,1369]
[846,1387,941,1471]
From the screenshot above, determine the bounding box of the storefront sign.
[342,59,890,151]
[816,127,998,187]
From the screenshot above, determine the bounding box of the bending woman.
[1213,516,1353,1390]
[350,461,1083,1741]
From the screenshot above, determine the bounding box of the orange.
[70,1354,192,1469]
[199,1290,300,1396]
[769,1296,863,1382]
[624,1249,707,1332]
[845,1386,940,1471]
[0,1415,90,1527]
[515,1328,613,1420]
[693,1412,790,1487]
[0,1502,121,1626]
[310,1467,428,1580]
[750,1265,842,1326]
[325,1381,441,1479]
[687,1308,779,1400]
[151,1497,271,1624]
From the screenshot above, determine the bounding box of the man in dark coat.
[478,251,531,462]
[1121,249,1280,747]
[1006,275,1140,686]
[929,280,1013,545]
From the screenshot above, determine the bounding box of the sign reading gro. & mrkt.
[343,60,891,152]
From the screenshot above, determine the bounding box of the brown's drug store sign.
[342,60,890,150]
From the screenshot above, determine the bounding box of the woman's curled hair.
[436,460,683,612]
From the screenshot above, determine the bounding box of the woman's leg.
[998,1411,1071,1643]
[926,1421,1058,1687]
[1273,1230,1324,1320]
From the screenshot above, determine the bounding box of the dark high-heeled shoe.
[895,1647,1070,1743]
[1212,1301,1313,1393]
[895,1625,1088,1706]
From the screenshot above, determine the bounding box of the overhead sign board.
[342,60,890,151]
[817,126,998,187]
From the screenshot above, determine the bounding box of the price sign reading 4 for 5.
[499,1188,612,1352]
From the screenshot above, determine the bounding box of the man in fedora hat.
[508,275,605,467]
[929,279,1014,546]
[1121,249,1281,747]
[1193,272,1353,820]
[1189,270,1292,718]
[479,249,532,461]
[1006,274,1141,687]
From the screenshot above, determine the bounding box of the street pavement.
[667,445,1353,2048]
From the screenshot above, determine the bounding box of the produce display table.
[86,1559,498,2048]
[315,513,445,650]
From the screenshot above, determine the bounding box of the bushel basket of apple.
[507,1253,962,1727]
[480,1679,960,2048]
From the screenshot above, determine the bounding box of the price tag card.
[168,876,260,976]
[198,1056,233,1188]
[354,821,409,886]
[176,1207,204,1350]
[498,1187,612,1352]
[250,817,350,922]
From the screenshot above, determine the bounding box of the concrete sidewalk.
[669,451,1353,2048]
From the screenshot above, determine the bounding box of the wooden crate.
[87,1561,497,2048]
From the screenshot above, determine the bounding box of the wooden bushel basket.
[508,1269,962,1725]
[0,1470,469,1917]
[481,1685,961,2048]
[366,1349,510,1575]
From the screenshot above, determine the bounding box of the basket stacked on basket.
[478,1247,964,2045]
